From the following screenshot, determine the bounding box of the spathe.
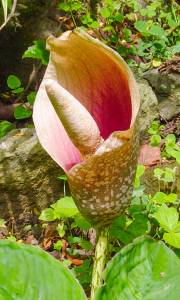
[33,29,140,226]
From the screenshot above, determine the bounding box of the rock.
[137,78,159,135]
[0,128,64,229]
[143,69,180,120]
[0,1,62,88]
[141,162,180,198]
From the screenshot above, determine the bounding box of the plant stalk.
[90,226,109,300]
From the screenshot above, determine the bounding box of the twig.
[90,226,109,300]
[0,0,17,31]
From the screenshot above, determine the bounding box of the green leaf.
[165,134,176,147]
[89,21,100,29]
[22,40,49,65]
[95,236,180,300]
[150,134,161,146]
[39,208,56,221]
[152,192,177,204]
[58,174,67,181]
[57,223,66,237]
[154,167,163,180]
[163,167,176,183]
[70,2,82,11]
[58,2,71,12]
[149,24,166,37]
[0,240,86,299]
[74,214,91,230]
[7,75,21,89]
[164,232,180,249]
[12,87,24,94]
[134,20,149,36]
[0,120,14,138]
[114,12,123,22]
[100,7,111,18]
[148,120,160,135]
[110,214,148,244]
[54,240,63,251]
[75,259,92,286]
[152,204,179,232]
[52,197,79,218]
[134,165,145,188]
[14,105,32,120]
[27,91,36,105]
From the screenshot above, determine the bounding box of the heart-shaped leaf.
[96,236,180,300]
[0,240,86,300]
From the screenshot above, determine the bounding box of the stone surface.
[0,128,64,228]
[141,162,180,198]
[137,78,159,135]
[0,0,61,88]
[143,69,180,120]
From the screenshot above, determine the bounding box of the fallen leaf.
[138,144,161,166]
[66,254,83,266]
[43,238,52,250]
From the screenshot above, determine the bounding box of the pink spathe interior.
[51,34,132,140]
[33,33,133,172]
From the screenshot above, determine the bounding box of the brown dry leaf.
[43,238,52,250]
[61,239,68,258]
[138,144,161,166]
[66,254,83,266]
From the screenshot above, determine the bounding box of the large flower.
[33,29,140,227]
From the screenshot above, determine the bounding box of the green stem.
[90,226,109,300]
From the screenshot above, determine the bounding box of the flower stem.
[90,226,109,300]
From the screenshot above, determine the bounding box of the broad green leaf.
[52,197,79,218]
[22,40,49,65]
[14,105,32,120]
[164,232,180,249]
[152,204,179,232]
[7,75,21,89]
[0,120,14,138]
[95,236,180,300]
[39,208,56,221]
[0,240,86,300]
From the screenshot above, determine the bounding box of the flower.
[33,29,140,227]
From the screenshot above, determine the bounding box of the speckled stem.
[90,226,109,300]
